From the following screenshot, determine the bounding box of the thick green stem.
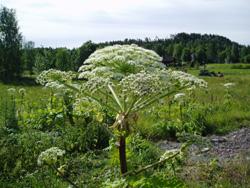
[119,135,127,174]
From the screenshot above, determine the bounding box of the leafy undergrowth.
[1,64,250,187]
[181,152,250,188]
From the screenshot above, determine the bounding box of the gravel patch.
[158,128,250,162]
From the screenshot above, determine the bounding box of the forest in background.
[22,33,250,74]
[1,6,250,83]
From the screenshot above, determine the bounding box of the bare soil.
[158,127,250,162]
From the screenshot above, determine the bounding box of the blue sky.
[3,0,250,48]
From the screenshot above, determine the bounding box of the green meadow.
[0,64,250,187]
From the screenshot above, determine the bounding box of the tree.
[37,44,207,175]
[75,41,96,70]
[33,49,55,72]
[166,43,174,55]
[55,48,71,71]
[22,41,35,74]
[243,54,250,63]
[173,43,183,62]
[181,48,191,63]
[239,47,248,63]
[0,7,22,81]
[218,49,227,63]
[206,43,217,63]
[196,48,207,66]
[230,44,239,63]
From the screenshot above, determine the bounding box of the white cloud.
[3,0,250,48]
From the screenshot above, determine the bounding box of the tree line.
[1,6,250,82]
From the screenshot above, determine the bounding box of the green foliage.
[127,134,161,166]
[243,54,250,63]
[0,63,250,187]
[0,90,19,131]
[0,6,22,82]
[103,174,184,188]
[21,41,35,74]
[55,48,72,71]
[181,48,191,63]
[173,43,183,61]
[195,47,207,65]
[33,49,56,72]
[231,64,250,69]
[76,40,96,70]
[183,154,250,187]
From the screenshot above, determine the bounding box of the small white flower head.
[18,88,26,95]
[81,77,111,94]
[186,85,196,91]
[7,88,16,94]
[119,71,161,97]
[45,81,65,90]
[223,82,235,88]
[37,147,65,166]
[73,98,102,117]
[174,93,186,101]
[36,69,76,86]
[170,71,208,88]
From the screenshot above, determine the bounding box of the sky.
[2,0,250,48]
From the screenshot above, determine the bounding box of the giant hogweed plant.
[37,44,207,175]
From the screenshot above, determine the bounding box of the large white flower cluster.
[37,69,75,85]
[37,44,207,114]
[37,147,65,166]
[77,45,206,96]
[81,77,111,94]
[78,44,164,80]
[170,71,207,88]
[223,82,235,88]
[117,69,206,98]
[36,69,76,90]
[119,71,161,97]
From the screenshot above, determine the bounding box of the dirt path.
[158,127,250,162]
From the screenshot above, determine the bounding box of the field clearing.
[1,64,250,134]
[0,64,250,187]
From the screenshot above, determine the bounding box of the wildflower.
[186,85,196,91]
[78,44,164,80]
[119,71,160,97]
[36,69,76,86]
[223,82,235,88]
[37,147,65,166]
[37,44,207,115]
[174,93,186,101]
[45,81,65,90]
[18,88,26,95]
[7,88,16,93]
[170,71,207,88]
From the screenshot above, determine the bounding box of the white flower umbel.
[18,88,26,95]
[7,88,16,94]
[37,147,65,166]
[36,69,76,86]
[170,70,207,88]
[174,93,186,101]
[37,45,207,115]
[78,44,164,80]
[223,82,235,88]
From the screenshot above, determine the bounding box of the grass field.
[189,64,250,133]
[1,64,250,134]
[0,64,250,187]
